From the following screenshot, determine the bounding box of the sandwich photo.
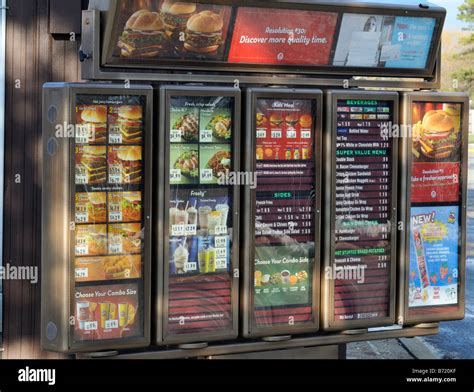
[184,11,224,54]
[118,10,165,58]
[76,225,107,256]
[79,146,107,184]
[109,223,142,254]
[79,105,107,144]
[116,105,143,144]
[413,110,458,160]
[285,114,298,127]
[299,114,312,128]
[269,113,283,127]
[116,146,143,184]
[109,192,142,222]
[256,112,267,127]
[76,192,107,223]
[161,1,196,37]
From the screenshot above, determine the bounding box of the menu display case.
[41,83,152,352]
[100,0,445,78]
[242,88,322,338]
[322,91,398,331]
[159,86,240,344]
[398,92,468,325]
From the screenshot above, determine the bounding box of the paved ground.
[348,145,474,360]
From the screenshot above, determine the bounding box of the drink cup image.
[119,303,129,327]
[187,205,198,226]
[255,271,262,287]
[76,301,90,330]
[281,270,290,284]
[215,203,229,226]
[207,246,216,272]
[207,211,222,235]
[99,302,111,329]
[198,205,212,230]
[198,245,208,273]
[169,206,179,233]
[175,209,188,225]
[127,304,136,326]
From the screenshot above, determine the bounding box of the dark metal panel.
[49,0,82,35]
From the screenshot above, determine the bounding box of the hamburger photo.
[160,1,196,38]
[117,146,142,184]
[76,225,107,256]
[120,193,142,222]
[256,112,267,127]
[87,193,107,223]
[285,114,298,127]
[299,114,312,128]
[118,10,165,58]
[269,113,283,127]
[79,106,107,144]
[184,10,224,54]
[109,224,142,254]
[116,105,143,144]
[80,146,107,184]
[413,110,457,160]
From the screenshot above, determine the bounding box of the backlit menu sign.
[324,92,398,330]
[244,89,321,337]
[401,93,468,323]
[103,1,443,74]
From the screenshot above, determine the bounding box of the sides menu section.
[165,94,236,338]
[252,97,318,329]
[73,95,147,342]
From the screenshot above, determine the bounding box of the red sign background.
[228,8,338,65]
[411,162,461,203]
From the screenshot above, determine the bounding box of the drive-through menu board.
[323,91,398,331]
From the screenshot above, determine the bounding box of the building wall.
[3,0,82,359]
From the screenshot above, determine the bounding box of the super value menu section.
[252,96,319,330]
[165,92,237,339]
[73,94,147,342]
[331,95,396,325]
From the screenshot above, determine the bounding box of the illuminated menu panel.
[73,94,147,342]
[165,94,236,338]
[333,98,394,322]
[408,101,464,315]
[253,98,317,328]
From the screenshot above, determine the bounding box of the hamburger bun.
[299,114,312,128]
[183,43,219,53]
[422,110,454,135]
[117,146,142,162]
[81,106,107,123]
[161,1,196,15]
[270,113,283,126]
[285,114,298,126]
[121,49,161,58]
[186,11,224,33]
[118,105,142,120]
[125,10,164,31]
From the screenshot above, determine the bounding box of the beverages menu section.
[73,95,147,341]
[166,94,235,336]
[408,100,464,316]
[106,1,441,72]
[332,97,395,323]
[253,98,317,328]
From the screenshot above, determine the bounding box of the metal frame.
[82,9,442,90]
[76,324,439,359]
[398,92,468,325]
[322,90,399,331]
[100,0,445,78]
[242,88,322,338]
[42,83,153,353]
[160,85,241,345]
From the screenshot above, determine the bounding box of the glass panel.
[408,101,463,315]
[332,98,394,322]
[73,94,147,342]
[252,98,317,328]
[166,94,235,336]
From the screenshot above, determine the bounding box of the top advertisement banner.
[105,1,441,73]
